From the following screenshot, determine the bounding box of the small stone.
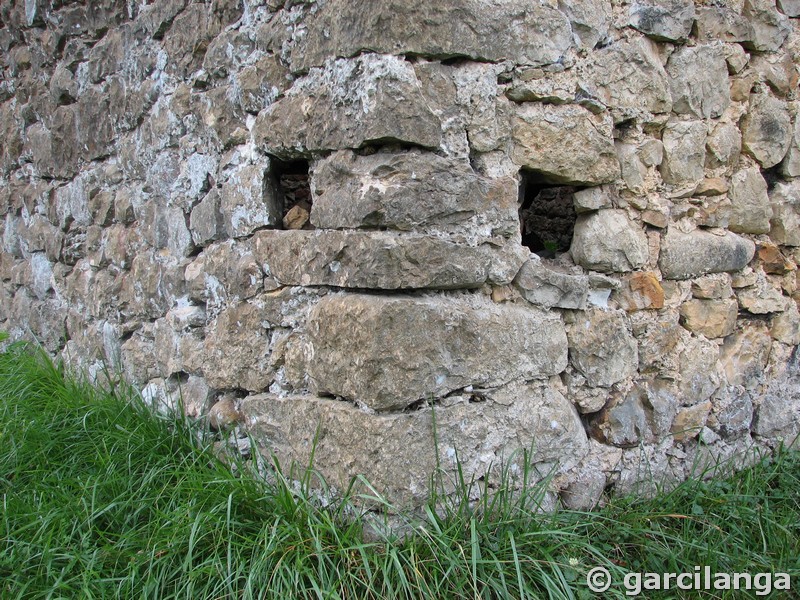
[283,204,310,230]
[695,178,729,197]
[661,120,708,187]
[672,401,712,442]
[741,92,792,169]
[692,274,733,299]
[642,209,668,229]
[572,185,615,214]
[769,181,800,246]
[720,327,772,389]
[729,166,772,235]
[737,272,790,314]
[568,309,638,388]
[679,298,738,339]
[629,0,695,42]
[637,139,664,167]
[570,209,649,273]
[758,243,795,275]
[615,272,665,311]
[705,121,742,170]
[208,398,243,432]
[771,302,800,345]
[514,257,589,309]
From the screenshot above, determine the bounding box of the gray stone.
[720,327,773,390]
[737,271,790,314]
[667,45,730,120]
[616,142,647,194]
[771,302,800,345]
[769,182,800,246]
[729,166,772,235]
[510,103,619,185]
[694,7,755,43]
[742,0,791,53]
[581,38,672,117]
[741,92,792,169]
[660,120,707,187]
[692,274,733,299]
[568,309,638,388]
[291,0,572,72]
[558,0,612,50]
[220,165,281,238]
[190,189,225,248]
[572,185,616,213]
[659,229,755,280]
[241,380,587,509]
[514,256,589,310]
[255,55,442,157]
[780,110,800,178]
[310,150,518,240]
[629,0,695,42]
[252,230,527,290]
[306,294,568,410]
[777,0,800,16]
[679,298,738,339]
[570,209,649,273]
[705,121,742,170]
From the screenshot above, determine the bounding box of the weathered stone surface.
[672,401,712,442]
[757,243,795,275]
[569,309,638,388]
[737,270,790,314]
[742,0,791,53]
[771,302,800,345]
[513,256,589,310]
[666,45,730,120]
[241,380,587,509]
[770,181,800,246]
[510,103,619,185]
[615,272,665,311]
[694,7,755,43]
[695,178,729,197]
[572,185,615,214]
[659,229,755,280]
[306,294,568,410]
[255,55,442,157]
[253,230,527,290]
[570,209,649,273]
[190,189,224,248]
[291,0,572,72]
[729,166,772,235]
[558,0,612,50]
[741,92,792,169]
[780,110,800,178]
[582,38,672,117]
[220,165,281,238]
[679,298,738,339]
[660,120,707,187]
[720,327,773,389]
[692,274,733,299]
[629,0,695,42]
[705,121,742,170]
[589,380,678,446]
[310,150,518,239]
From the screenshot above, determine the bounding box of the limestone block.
[694,7,755,43]
[659,229,755,280]
[510,103,619,185]
[203,297,278,392]
[741,92,792,169]
[220,165,281,239]
[513,256,589,310]
[709,391,754,438]
[570,209,649,273]
[306,294,568,410]
[185,240,263,304]
[720,327,773,389]
[241,380,587,509]
[666,45,730,120]
[581,38,672,116]
[672,402,712,442]
[679,298,738,339]
[310,150,518,239]
[190,189,225,248]
[589,381,678,446]
[771,302,800,345]
[742,0,791,53]
[705,121,741,170]
[729,166,772,235]
[692,274,733,299]
[252,230,528,290]
[291,0,572,72]
[615,272,665,311]
[737,271,790,314]
[572,185,615,213]
[660,120,707,187]
[629,0,695,42]
[255,55,442,157]
[770,181,800,246]
[558,0,612,50]
[780,112,800,178]
[568,309,638,388]
[236,55,291,114]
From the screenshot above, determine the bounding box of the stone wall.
[2,0,800,511]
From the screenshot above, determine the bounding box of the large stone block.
[252,230,528,290]
[513,256,589,310]
[255,55,442,157]
[510,104,619,185]
[729,166,772,235]
[306,294,568,410]
[220,165,281,238]
[290,0,572,72]
[659,119,707,187]
[629,0,695,42]
[659,229,755,280]
[741,92,792,169]
[568,309,638,388]
[241,379,587,509]
[310,150,518,240]
[570,209,649,273]
[666,45,730,120]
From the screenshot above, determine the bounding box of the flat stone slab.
[305,293,568,410]
[252,230,528,290]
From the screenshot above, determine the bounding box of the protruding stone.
[291,0,573,72]
[255,55,442,157]
[742,0,791,53]
[510,103,619,185]
[660,120,707,187]
[695,178,729,197]
[571,209,649,273]
[757,243,795,275]
[558,0,612,50]
[659,229,755,280]
[307,294,568,410]
[679,298,738,339]
[729,166,772,235]
[310,149,518,239]
[705,121,742,170]
[694,7,755,43]
[629,0,695,42]
[568,309,638,388]
[252,230,527,290]
[514,256,589,309]
[741,92,792,169]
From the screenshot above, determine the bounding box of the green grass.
[1,338,798,599]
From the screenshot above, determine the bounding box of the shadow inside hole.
[518,170,581,258]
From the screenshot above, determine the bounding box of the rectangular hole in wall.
[271,157,313,230]
[518,170,581,258]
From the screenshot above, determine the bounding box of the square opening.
[518,170,579,258]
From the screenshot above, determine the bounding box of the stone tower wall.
[2,0,800,510]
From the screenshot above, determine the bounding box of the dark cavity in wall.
[270,157,313,230]
[518,170,579,258]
